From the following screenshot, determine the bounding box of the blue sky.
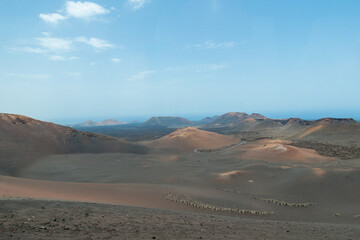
[1,0,360,123]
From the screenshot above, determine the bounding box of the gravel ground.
[1,199,359,240]
[290,141,360,160]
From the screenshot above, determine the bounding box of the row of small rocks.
[218,188,314,207]
[164,192,273,216]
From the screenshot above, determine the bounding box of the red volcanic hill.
[144,127,239,151]
[0,113,148,175]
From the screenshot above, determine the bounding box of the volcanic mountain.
[225,116,360,145]
[142,116,193,127]
[197,115,219,124]
[144,127,239,151]
[207,112,267,127]
[0,113,148,176]
[294,119,360,146]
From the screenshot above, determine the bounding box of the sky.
[1,0,360,123]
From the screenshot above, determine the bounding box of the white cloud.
[127,0,151,10]
[49,55,66,61]
[5,73,51,80]
[66,1,109,18]
[39,13,66,23]
[12,35,113,59]
[37,37,72,51]
[22,47,48,54]
[129,70,155,81]
[89,62,96,66]
[111,58,121,63]
[75,36,113,50]
[49,55,80,61]
[34,36,112,52]
[39,1,109,23]
[191,40,236,49]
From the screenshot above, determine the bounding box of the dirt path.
[193,141,247,153]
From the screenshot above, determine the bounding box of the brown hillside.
[0,113,148,176]
[144,127,239,151]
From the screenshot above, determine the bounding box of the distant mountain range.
[71,119,129,127]
[71,113,357,129]
[1,112,360,175]
[142,116,194,127]
[206,112,268,127]
[67,112,360,147]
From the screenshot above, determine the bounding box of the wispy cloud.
[39,13,66,24]
[66,1,109,18]
[10,34,114,61]
[166,63,229,72]
[111,58,121,63]
[12,47,48,54]
[39,1,109,23]
[127,0,151,10]
[128,70,156,81]
[190,40,236,49]
[75,36,113,50]
[36,37,72,51]
[48,55,80,61]
[27,36,113,53]
[5,73,51,80]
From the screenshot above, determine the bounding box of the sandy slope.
[0,175,177,210]
[235,139,333,163]
[144,127,239,151]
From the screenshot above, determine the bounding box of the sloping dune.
[144,127,239,151]
[0,175,178,210]
[216,170,245,181]
[298,125,324,139]
[237,139,333,162]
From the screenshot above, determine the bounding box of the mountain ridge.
[142,116,194,127]
[0,113,148,176]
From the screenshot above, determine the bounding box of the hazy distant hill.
[142,116,194,127]
[207,112,267,127]
[197,115,219,125]
[72,119,128,127]
[0,113,148,175]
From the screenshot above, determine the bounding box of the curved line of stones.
[217,188,314,208]
[164,192,273,216]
